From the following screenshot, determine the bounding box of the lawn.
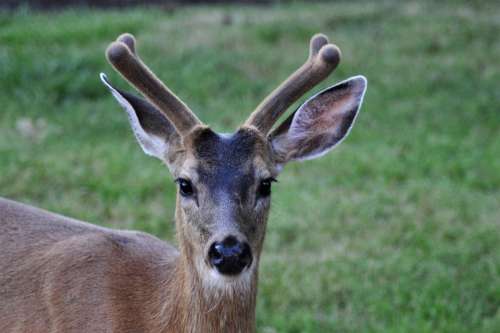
[0,1,499,332]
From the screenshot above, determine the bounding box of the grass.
[1,1,499,332]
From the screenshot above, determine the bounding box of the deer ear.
[100,73,179,160]
[269,75,367,164]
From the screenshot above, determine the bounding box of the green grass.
[1,1,499,332]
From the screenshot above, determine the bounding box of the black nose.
[208,236,253,275]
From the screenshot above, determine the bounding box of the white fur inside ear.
[100,73,167,159]
[271,75,368,163]
[295,75,367,161]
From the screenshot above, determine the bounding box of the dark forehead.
[192,127,264,167]
[189,127,270,190]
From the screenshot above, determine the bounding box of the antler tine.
[117,33,136,55]
[244,33,341,134]
[106,34,201,135]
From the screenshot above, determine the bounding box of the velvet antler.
[244,34,341,134]
[106,33,201,135]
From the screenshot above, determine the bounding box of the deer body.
[0,33,367,332]
[0,197,256,332]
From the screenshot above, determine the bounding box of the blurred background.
[0,1,499,332]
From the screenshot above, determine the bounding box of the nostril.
[240,243,251,261]
[208,243,223,263]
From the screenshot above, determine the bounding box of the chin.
[197,261,256,298]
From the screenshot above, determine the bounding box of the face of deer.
[177,127,274,280]
[101,33,367,289]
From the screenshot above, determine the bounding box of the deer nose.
[208,236,252,275]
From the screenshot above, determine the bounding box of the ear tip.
[351,75,368,92]
[99,72,114,90]
[355,74,368,81]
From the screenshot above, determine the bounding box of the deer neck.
[178,253,256,332]
[155,233,257,332]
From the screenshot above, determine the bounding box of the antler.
[244,34,341,134]
[106,33,201,135]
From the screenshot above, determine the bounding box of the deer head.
[100,33,367,294]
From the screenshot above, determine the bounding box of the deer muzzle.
[208,235,253,276]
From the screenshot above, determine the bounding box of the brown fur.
[0,195,256,333]
[106,35,201,135]
[0,128,270,333]
[0,32,367,333]
[244,33,341,133]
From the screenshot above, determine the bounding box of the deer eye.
[176,178,194,197]
[258,178,276,198]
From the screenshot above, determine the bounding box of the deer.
[0,32,367,332]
